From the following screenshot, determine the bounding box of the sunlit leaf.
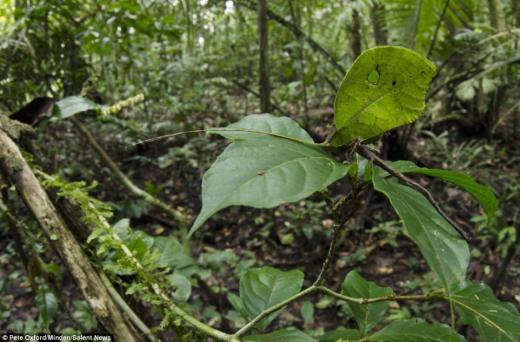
[332,46,436,145]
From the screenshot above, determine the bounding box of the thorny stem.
[355,143,471,241]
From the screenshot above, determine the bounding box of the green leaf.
[300,300,314,326]
[227,292,248,317]
[190,136,348,236]
[35,287,58,332]
[209,113,314,144]
[244,328,317,342]
[341,270,393,333]
[54,96,101,119]
[450,283,520,341]
[166,273,192,302]
[370,320,465,341]
[372,168,469,289]
[240,267,304,330]
[332,46,436,146]
[153,236,197,276]
[389,160,498,220]
[319,328,364,342]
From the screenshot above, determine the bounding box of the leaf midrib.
[450,296,513,340]
[337,91,392,129]
[224,155,334,205]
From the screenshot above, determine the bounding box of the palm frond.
[385,0,476,55]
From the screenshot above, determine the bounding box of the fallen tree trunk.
[0,127,141,341]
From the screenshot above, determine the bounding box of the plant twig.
[316,286,444,304]
[99,272,159,342]
[313,224,341,286]
[231,284,444,338]
[234,0,346,75]
[0,129,140,341]
[230,80,287,115]
[232,286,318,338]
[71,117,189,248]
[93,204,232,341]
[427,0,450,58]
[356,144,471,241]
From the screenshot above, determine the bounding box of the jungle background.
[0,0,519,340]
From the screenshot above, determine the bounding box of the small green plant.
[183,46,518,341]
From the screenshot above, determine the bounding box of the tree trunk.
[512,0,520,28]
[487,0,506,32]
[288,0,308,121]
[370,1,388,45]
[485,0,508,138]
[238,0,346,76]
[349,8,362,60]
[258,0,271,113]
[0,128,141,342]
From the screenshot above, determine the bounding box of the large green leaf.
[189,136,348,235]
[244,328,316,342]
[332,46,436,146]
[208,113,314,144]
[450,283,520,341]
[239,267,304,329]
[369,320,465,342]
[372,168,469,289]
[390,160,498,219]
[341,271,393,333]
[54,96,101,119]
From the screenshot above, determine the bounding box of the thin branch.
[234,0,346,75]
[232,286,318,338]
[427,0,450,58]
[313,224,341,286]
[356,144,471,241]
[92,203,232,341]
[99,273,159,342]
[316,286,444,304]
[230,80,288,115]
[231,284,445,338]
[0,129,140,341]
[71,117,189,245]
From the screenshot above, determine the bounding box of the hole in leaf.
[392,80,397,86]
[367,69,380,85]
